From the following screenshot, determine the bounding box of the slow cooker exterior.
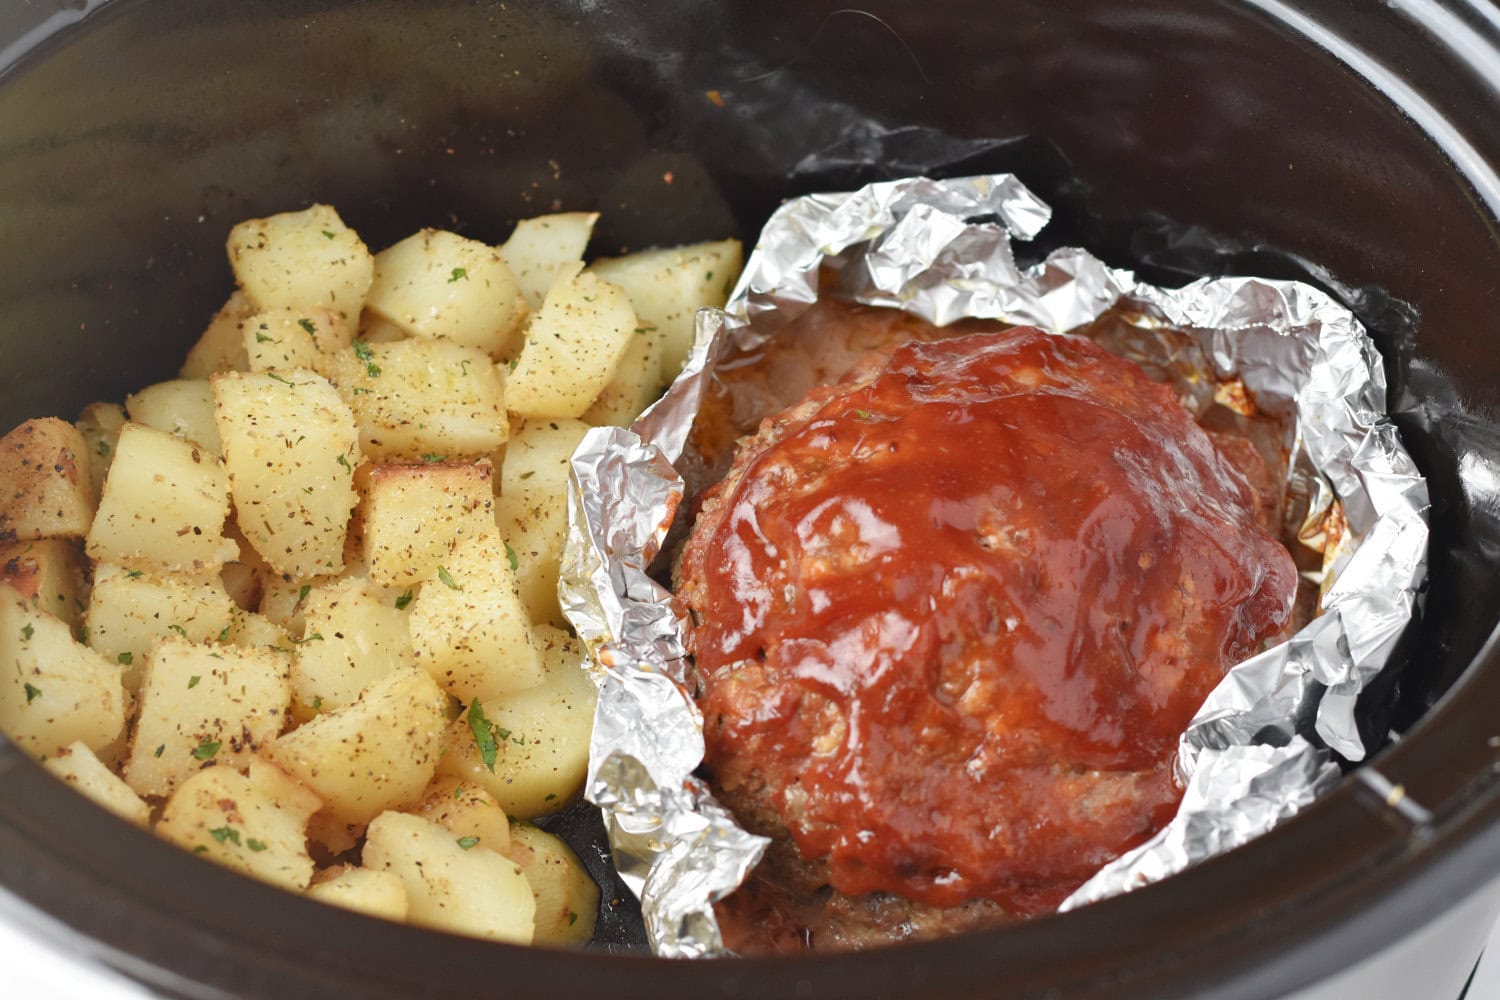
[3,1,1500,997]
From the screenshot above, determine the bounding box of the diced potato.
[180,291,254,380]
[493,487,570,627]
[0,418,96,543]
[582,322,665,427]
[291,575,413,719]
[411,774,511,855]
[125,379,222,455]
[362,461,493,589]
[85,423,236,576]
[76,402,127,499]
[84,563,236,691]
[365,229,528,357]
[258,571,331,639]
[306,865,409,921]
[123,637,292,798]
[263,666,446,826]
[43,741,150,827]
[0,539,87,632]
[213,370,359,579]
[499,418,590,497]
[363,811,535,944]
[588,238,742,381]
[324,339,508,462]
[155,759,321,891]
[437,625,596,818]
[505,822,599,946]
[410,527,542,704]
[227,205,374,331]
[0,583,125,759]
[499,212,598,310]
[242,306,348,373]
[505,271,637,419]
[226,608,294,654]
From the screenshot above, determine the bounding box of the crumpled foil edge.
[559,173,1429,954]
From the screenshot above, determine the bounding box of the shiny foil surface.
[559,174,1429,956]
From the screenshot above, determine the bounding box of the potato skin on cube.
[0,583,125,760]
[0,538,88,632]
[212,370,359,579]
[85,422,236,577]
[505,270,638,419]
[0,418,96,543]
[365,229,528,357]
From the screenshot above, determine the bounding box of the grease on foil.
[559,174,1429,956]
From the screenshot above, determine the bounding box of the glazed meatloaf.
[676,304,1298,953]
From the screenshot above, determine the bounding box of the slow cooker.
[3,1,1500,997]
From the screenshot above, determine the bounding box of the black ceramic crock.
[3,2,1500,997]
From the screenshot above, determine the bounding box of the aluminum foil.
[560,173,1429,955]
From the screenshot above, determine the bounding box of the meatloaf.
[676,307,1298,953]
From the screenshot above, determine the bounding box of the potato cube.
[499,212,598,310]
[226,608,294,654]
[505,270,638,419]
[213,370,359,579]
[410,527,543,703]
[84,563,236,691]
[362,461,492,589]
[125,379,222,455]
[263,666,446,826]
[44,741,150,827]
[437,625,596,818]
[242,306,347,373]
[324,339,508,462]
[505,822,599,945]
[410,774,511,856]
[588,238,742,381]
[227,205,374,330]
[0,539,87,632]
[493,487,570,627]
[180,291,254,380]
[155,759,321,891]
[124,637,292,798]
[363,811,535,944]
[0,418,96,543]
[582,321,665,427]
[306,865,409,921]
[75,402,127,499]
[499,418,590,497]
[0,583,125,759]
[365,229,528,357]
[85,422,236,576]
[291,575,413,719]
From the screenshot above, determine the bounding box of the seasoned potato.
[226,608,295,654]
[0,582,125,759]
[0,418,96,543]
[493,487,570,627]
[505,270,638,419]
[499,418,590,497]
[125,379,222,455]
[323,339,508,462]
[588,237,742,381]
[180,291,254,380]
[85,422,236,576]
[362,461,493,589]
[437,625,596,818]
[583,323,666,427]
[84,563,236,691]
[409,527,542,703]
[123,636,292,798]
[306,865,409,921]
[75,402,127,499]
[156,759,321,891]
[212,370,359,579]
[290,574,413,719]
[0,538,87,632]
[43,741,151,827]
[227,205,374,331]
[242,306,348,373]
[363,811,535,944]
[499,212,598,310]
[505,821,599,946]
[263,665,446,826]
[410,774,512,856]
[365,229,528,357]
